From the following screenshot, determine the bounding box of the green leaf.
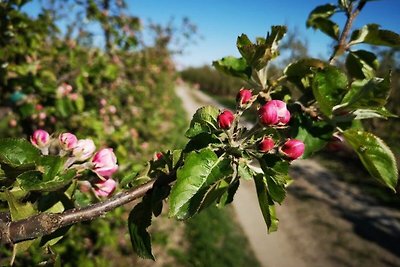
[185,106,220,138]
[284,58,327,92]
[18,169,76,192]
[259,155,292,204]
[36,155,65,181]
[212,56,252,80]
[340,74,391,109]
[151,186,170,217]
[309,18,340,40]
[254,174,278,233]
[306,4,339,40]
[335,107,397,121]
[0,138,40,167]
[343,129,398,191]
[349,24,400,47]
[290,111,334,157]
[128,195,155,260]
[312,66,348,117]
[307,4,337,23]
[169,148,232,219]
[238,161,254,181]
[351,107,397,120]
[346,50,379,80]
[218,179,240,207]
[264,25,287,49]
[236,26,286,70]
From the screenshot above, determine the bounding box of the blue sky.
[23,0,400,68]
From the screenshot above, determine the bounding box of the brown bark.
[0,169,176,245]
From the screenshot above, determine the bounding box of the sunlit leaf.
[312,66,348,117]
[169,148,232,219]
[343,129,398,191]
[349,24,400,47]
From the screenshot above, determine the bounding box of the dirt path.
[176,84,400,267]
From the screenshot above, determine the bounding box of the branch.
[0,171,176,245]
[329,0,366,64]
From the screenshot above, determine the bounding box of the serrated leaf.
[312,66,348,117]
[343,129,398,191]
[349,24,400,47]
[169,148,232,219]
[340,74,391,109]
[128,195,155,260]
[185,106,220,138]
[213,56,252,80]
[36,155,65,181]
[18,169,76,192]
[238,161,254,181]
[0,138,40,167]
[236,26,286,70]
[346,50,379,80]
[254,174,278,233]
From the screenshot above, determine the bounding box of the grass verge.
[169,205,261,267]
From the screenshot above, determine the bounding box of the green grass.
[170,205,261,267]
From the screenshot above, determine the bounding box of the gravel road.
[176,84,400,267]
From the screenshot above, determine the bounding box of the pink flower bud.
[100,98,107,107]
[38,112,46,120]
[31,129,50,148]
[259,137,275,152]
[93,178,116,197]
[218,110,235,129]
[73,139,96,161]
[155,152,163,160]
[92,148,118,177]
[35,104,43,111]
[259,100,291,126]
[236,88,252,105]
[68,93,79,101]
[108,105,117,114]
[280,139,305,160]
[59,133,78,150]
[8,119,17,128]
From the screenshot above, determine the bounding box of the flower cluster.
[31,129,118,197]
[216,91,305,160]
[56,83,79,101]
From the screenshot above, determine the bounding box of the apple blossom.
[73,139,96,161]
[92,148,118,178]
[93,178,117,197]
[259,100,291,126]
[31,129,50,148]
[59,133,78,150]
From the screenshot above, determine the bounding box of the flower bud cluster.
[216,89,305,161]
[30,129,118,197]
[56,83,79,101]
